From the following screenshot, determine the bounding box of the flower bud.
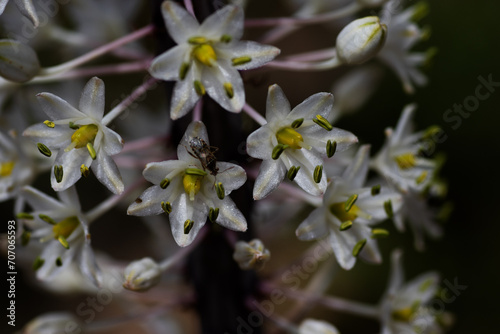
[336,16,387,65]
[23,312,82,334]
[0,39,40,82]
[298,319,340,334]
[233,239,270,270]
[123,257,161,292]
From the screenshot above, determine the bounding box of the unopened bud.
[23,312,82,334]
[123,257,161,292]
[336,16,387,65]
[0,39,40,82]
[233,239,270,270]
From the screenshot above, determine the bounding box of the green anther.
[37,143,52,157]
[352,239,367,257]
[384,200,394,218]
[313,165,323,183]
[58,235,70,249]
[39,214,57,225]
[287,166,300,181]
[16,212,34,219]
[161,201,172,215]
[216,182,225,200]
[209,207,219,222]
[312,115,333,131]
[185,168,207,176]
[184,220,194,234]
[411,1,429,21]
[422,125,442,140]
[179,62,190,80]
[68,122,79,130]
[21,231,31,246]
[33,257,45,271]
[43,120,55,128]
[87,142,96,160]
[371,228,389,238]
[339,221,353,231]
[224,82,234,98]
[160,178,171,189]
[194,80,206,96]
[371,185,381,196]
[419,278,434,292]
[326,140,337,158]
[231,56,252,66]
[188,36,208,44]
[55,257,63,267]
[345,194,358,212]
[291,118,304,129]
[272,144,288,160]
[416,171,428,184]
[80,164,89,178]
[220,34,232,43]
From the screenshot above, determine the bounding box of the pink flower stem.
[266,57,342,72]
[192,98,203,122]
[159,226,209,271]
[242,103,267,126]
[184,0,195,17]
[121,135,169,154]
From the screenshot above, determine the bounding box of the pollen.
[193,44,217,67]
[65,124,98,152]
[276,127,306,150]
[183,173,203,201]
[52,216,80,241]
[0,161,15,177]
[395,153,416,170]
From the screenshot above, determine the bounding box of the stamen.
[345,194,358,212]
[287,166,300,181]
[184,220,194,234]
[160,178,171,189]
[185,168,207,176]
[416,171,428,184]
[371,228,389,238]
[291,118,304,129]
[276,127,304,149]
[80,164,90,177]
[43,120,55,128]
[272,144,288,160]
[326,140,337,158]
[87,142,96,160]
[57,236,70,249]
[39,214,57,225]
[194,80,206,96]
[223,82,234,98]
[384,200,394,218]
[55,257,63,267]
[419,278,434,292]
[339,221,353,231]
[371,184,381,196]
[352,239,367,257]
[69,122,80,130]
[231,56,252,66]
[220,34,232,43]
[16,212,34,219]
[179,62,190,80]
[313,165,323,183]
[312,115,333,131]
[32,257,45,271]
[188,36,208,44]
[215,182,225,200]
[37,143,52,157]
[329,202,358,222]
[161,201,172,215]
[209,207,219,222]
[21,231,31,246]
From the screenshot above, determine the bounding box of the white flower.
[296,145,402,270]
[298,319,340,334]
[380,250,444,334]
[247,84,357,200]
[371,104,436,193]
[127,121,247,247]
[233,239,270,270]
[18,186,101,286]
[123,257,162,292]
[23,77,125,194]
[0,0,39,27]
[22,312,82,334]
[378,1,432,94]
[149,1,280,119]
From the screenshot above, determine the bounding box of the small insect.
[188,137,219,176]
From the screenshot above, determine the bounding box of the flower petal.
[289,92,333,120]
[342,145,370,188]
[177,120,210,162]
[170,64,200,120]
[214,162,246,192]
[328,223,377,270]
[51,149,93,192]
[286,149,327,196]
[170,193,208,247]
[301,127,358,153]
[20,186,66,211]
[149,45,189,81]
[199,5,244,41]
[23,123,73,149]
[91,153,124,194]
[143,160,187,185]
[253,159,286,200]
[79,77,105,120]
[161,1,199,45]
[296,207,329,241]
[202,60,245,113]
[216,196,247,231]
[219,41,280,70]
[37,93,86,120]
[266,84,290,124]
[127,186,166,216]
[101,126,123,156]
[57,186,81,211]
[246,126,274,160]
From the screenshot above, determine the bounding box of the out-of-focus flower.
[247,84,357,199]
[128,121,247,247]
[23,77,125,194]
[123,257,162,292]
[0,0,39,27]
[298,319,340,334]
[149,1,280,119]
[233,239,270,270]
[21,312,82,334]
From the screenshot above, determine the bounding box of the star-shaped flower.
[0,0,39,27]
[371,104,436,193]
[23,77,125,194]
[379,250,448,334]
[247,84,357,199]
[18,186,101,286]
[296,145,402,270]
[128,121,247,247]
[149,1,280,119]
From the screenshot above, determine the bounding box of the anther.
[216,182,225,200]
[194,80,206,96]
[313,165,323,183]
[87,143,96,160]
[371,185,381,196]
[33,257,44,271]
[272,144,288,160]
[37,143,52,157]
[43,120,55,128]
[80,164,89,177]
[224,82,234,98]
[209,207,219,222]
[352,239,367,257]
[179,62,190,80]
[384,200,393,218]
[326,140,337,158]
[231,56,252,66]
[339,221,353,231]
[313,115,333,131]
[371,228,389,238]
[161,201,172,215]
[184,220,194,234]
[345,194,358,212]
[291,118,304,129]
[287,166,300,181]
[160,178,171,189]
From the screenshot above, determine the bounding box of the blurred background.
[1,0,499,333]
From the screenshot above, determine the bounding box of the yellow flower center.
[65,124,99,152]
[52,216,80,240]
[329,202,360,222]
[192,44,217,67]
[276,127,306,150]
[183,173,204,201]
[0,161,15,177]
[392,307,414,322]
[394,153,416,170]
